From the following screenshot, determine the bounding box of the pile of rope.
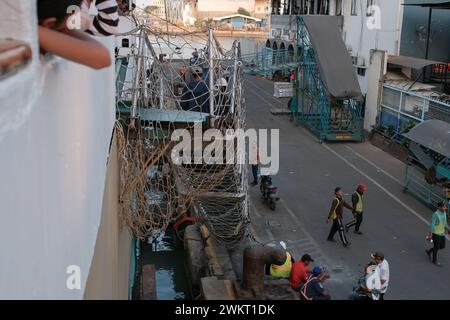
[115,12,249,247]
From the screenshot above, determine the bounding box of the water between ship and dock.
[133,228,191,300]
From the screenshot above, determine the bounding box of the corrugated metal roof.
[405,120,450,158]
[213,14,261,22]
[388,55,446,69]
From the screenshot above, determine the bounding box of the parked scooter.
[260,175,280,210]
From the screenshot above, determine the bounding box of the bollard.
[242,244,286,296]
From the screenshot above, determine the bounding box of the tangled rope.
[115,17,249,247]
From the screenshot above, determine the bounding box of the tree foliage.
[237,7,251,16]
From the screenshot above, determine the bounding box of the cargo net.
[115,21,250,247]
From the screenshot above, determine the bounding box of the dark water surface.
[134,228,190,300]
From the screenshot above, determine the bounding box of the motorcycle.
[260,175,280,210]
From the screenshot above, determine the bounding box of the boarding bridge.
[243,16,365,142]
[294,16,364,142]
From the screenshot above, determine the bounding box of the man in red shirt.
[289,254,314,291]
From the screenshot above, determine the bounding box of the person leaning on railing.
[37,0,111,69]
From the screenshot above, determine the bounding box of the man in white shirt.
[371,252,389,300]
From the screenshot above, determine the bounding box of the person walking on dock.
[345,183,367,235]
[327,187,352,247]
[250,142,260,186]
[426,201,450,267]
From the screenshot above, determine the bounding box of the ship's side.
[0,1,131,299]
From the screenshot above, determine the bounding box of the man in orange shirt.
[289,254,314,291]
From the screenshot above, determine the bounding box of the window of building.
[357,67,366,77]
[283,0,289,14]
[335,0,342,16]
[366,0,375,17]
[317,0,329,15]
[308,0,315,14]
[351,0,357,15]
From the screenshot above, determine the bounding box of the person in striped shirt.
[81,0,120,36]
[37,0,111,69]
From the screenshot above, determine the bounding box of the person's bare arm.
[38,26,111,69]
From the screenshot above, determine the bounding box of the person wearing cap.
[426,201,450,267]
[371,252,389,300]
[180,66,210,113]
[327,187,352,247]
[345,183,367,235]
[289,254,314,291]
[299,266,331,300]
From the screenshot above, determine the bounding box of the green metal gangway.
[243,16,365,142]
[293,16,364,142]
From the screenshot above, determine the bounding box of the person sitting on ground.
[299,266,331,300]
[266,251,294,279]
[180,66,210,113]
[349,262,381,300]
[289,254,314,291]
[37,0,111,69]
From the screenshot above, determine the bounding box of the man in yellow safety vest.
[269,251,294,278]
[345,183,367,235]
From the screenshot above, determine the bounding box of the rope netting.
[115,17,250,247]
